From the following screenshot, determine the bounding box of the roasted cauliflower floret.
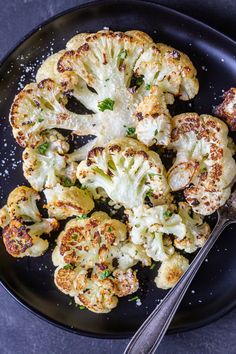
[2,218,59,258]
[77,138,169,208]
[54,266,78,296]
[214,88,236,131]
[135,86,171,146]
[0,186,59,258]
[7,186,41,222]
[52,211,150,269]
[74,270,118,313]
[126,205,186,261]
[168,113,236,214]
[22,129,79,191]
[113,268,139,297]
[43,184,94,220]
[174,202,211,253]
[155,253,189,289]
[10,79,97,148]
[52,212,147,313]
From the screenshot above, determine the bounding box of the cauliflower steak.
[52,212,150,312]
[168,113,236,214]
[10,30,199,150]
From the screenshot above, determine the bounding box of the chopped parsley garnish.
[154,72,158,79]
[163,210,173,218]
[150,263,156,270]
[72,234,78,241]
[76,214,88,220]
[145,83,151,90]
[37,141,49,155]
[146,188,154,198]
[61,177,74,187]
[135,75,144,87]
[100,269,111,280]
[79,305,86,310]
[201,166,207,172]
[154,129,158,136]
[108,226,113,232]
[135,224,140,228]
[105,78,110,82]
[126,127,136,136]
[64,264,73,270]
[98,98,115,112]
[128,296,139,302]
[38,117,44,123]
[118,49,128,60]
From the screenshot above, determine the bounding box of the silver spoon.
[124,189,236,354]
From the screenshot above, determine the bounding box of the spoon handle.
[124,217,231,354]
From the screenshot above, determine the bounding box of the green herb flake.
[105,78,110,82]
[135,75,144,87]
[154,129,158,136]
[98,98,115,112]
[79,305,86,310]
[146,188,154,198]
[108,226,113,232]
[61,177,74,187]
[135,224,140,228]
[100,269,111,280]
[145,83,151,90]
[118,49,128,60]
[64,264,73,270]
[201,166,207,172]
[163,210,173,218]
[150,263,156,270]
[76,214,88,220]
[37,141,49,155]
[72,234,78,241]
[128,296,139,302]
[126,127,136,137]
[154,72,158,79]
[38,117,44,123]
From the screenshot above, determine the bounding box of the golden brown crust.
[214,88,236,130]
[3,219,33,257]
[55,267,76,294]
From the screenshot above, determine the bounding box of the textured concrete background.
[0,1,236,353]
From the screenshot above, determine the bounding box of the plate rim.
[0,0,236,338]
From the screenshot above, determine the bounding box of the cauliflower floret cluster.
[174,202,211,253]
[126,205,186,261]
[168,113,236,214]
[52,212,150,312]
[0,186,59,257]
[77,137,170,208]
[22,129,80,191]
[43,184,94,220]
[10,30,198,150]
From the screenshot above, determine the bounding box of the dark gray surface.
[0,1,236,353]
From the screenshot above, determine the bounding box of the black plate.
[0,0,236,339]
